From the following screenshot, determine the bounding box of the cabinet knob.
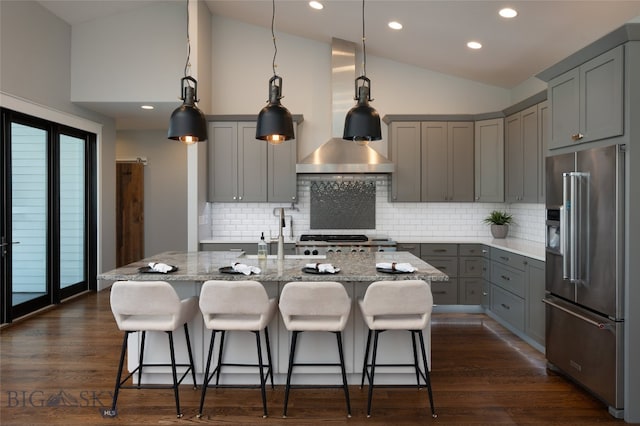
[238,196,242,200]
[291,196,296,200]
[571,133,584,141]
[233,196,237,200]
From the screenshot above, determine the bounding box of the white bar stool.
[279,281,352,418]
[359,279,436,418]
[197,280,277,418]
[108,280,198,418]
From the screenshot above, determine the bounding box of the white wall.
[70,1,186,103]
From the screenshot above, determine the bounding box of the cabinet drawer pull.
[482,292,489,296]
[434,249,447,253]
[499,256,509,261]
[433,291,447,295]
[501,303,511,310]
[571,133,584,141]
[500,275,510,281]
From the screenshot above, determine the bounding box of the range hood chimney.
[296,38,394,174]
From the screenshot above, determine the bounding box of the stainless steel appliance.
[295,234,396,256]
[543,144,625,418]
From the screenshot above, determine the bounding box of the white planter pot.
[490,224,509,239]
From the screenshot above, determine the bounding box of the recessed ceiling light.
[499,7,518,18]
[141,105,154,110]
[388,21,403,30]
[467,41,482,50]
[309,1,323,10]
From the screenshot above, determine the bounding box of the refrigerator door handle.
[542,298,610,330]
[561,173,571,280]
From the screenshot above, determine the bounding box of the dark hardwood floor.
[0,290,626,425]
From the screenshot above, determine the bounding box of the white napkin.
[148,262,174,273]
[376,262,416,272]
[305,263,338,273]
[232,263,261,275]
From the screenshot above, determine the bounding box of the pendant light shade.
[343,76,381,142]
[167,0,207,144]
[168,76,208,144]
[256,75,294,144]
[256,0,294,145]
[343,0,381,143]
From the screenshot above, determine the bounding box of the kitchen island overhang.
[98,251,448,386]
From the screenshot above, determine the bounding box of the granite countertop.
[98,251,449,283]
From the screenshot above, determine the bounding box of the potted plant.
[484,210,513,239]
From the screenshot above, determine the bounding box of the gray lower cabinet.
[548,45,623,150]
[474,118,504,202]
[421,243,487,305]
[421,243,458,304]
[396,242,421,257]
[489,247,526,331]
[525,258,545,345]
[487,247,545,347]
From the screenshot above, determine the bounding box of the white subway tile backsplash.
[204,176,545,243]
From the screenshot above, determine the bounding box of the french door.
[1,108,97,323]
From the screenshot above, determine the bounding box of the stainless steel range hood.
[296,38,394,174]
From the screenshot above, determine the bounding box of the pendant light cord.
[271,0,277,76]
[361,0,367,77]
[184,0,192,84]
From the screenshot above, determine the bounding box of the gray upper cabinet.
[548,45,623,150]
[209,121,267,202]
[267,135,298,202]
[505,105,540,203]
[209,120,299,203]
[538,101,548,203]
[474,118,504,202]
[389,121,421,202]
[422,121,474,202]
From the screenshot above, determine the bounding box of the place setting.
[375,261,416,274]
[219,262,262,275]
[138,262,179,274]
[302,262,340,274]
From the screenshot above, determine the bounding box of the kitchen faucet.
[276,208,285,261]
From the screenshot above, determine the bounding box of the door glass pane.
[60,134,85,289]
[11,123,47,306]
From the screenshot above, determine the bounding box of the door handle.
[0,241,20,247]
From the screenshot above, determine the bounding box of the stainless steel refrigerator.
[544,144,625,418]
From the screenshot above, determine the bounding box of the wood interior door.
[116,162,144,267]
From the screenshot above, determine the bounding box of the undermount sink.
[244,254,326,260]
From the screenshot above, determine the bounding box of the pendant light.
[343,0,381,144]
[256,0,294,145]
[168,0,207,144]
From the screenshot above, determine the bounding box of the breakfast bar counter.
[98,251,447,386]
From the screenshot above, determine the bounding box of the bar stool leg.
[264,327,275,389]
[215,330,226,386]
[360,329,372,388]
[183,324,197,388]
[335,331,352,417]
[167,331,183,418]
[418,330,437,418]
[255,331,268,418]
[282,330,299,418]
[198,329,218,418]
[411,330,421,389]
[110,331,130,412]
[366,330,381,417]
[137,331,146,387]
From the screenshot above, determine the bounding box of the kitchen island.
[98,251,447,385]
